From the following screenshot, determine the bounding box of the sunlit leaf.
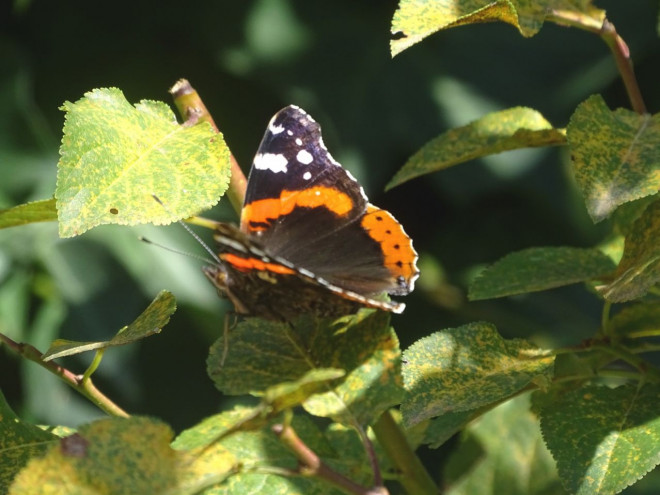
[568,94,660,222]
[599,200,660,302]
[0,390,58,495]
[174,409,356,495]
[208,311,404,426]
[540,384,660,495]
[401,322,554,427]
[469,246,615,300]
[390,0,605,57]
[42,290,176,360]
[56,87,231,237]
[444,394,559,495]
[0,199,57,230]
[387,107,565,189]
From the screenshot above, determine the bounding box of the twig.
[272,422,387,495]
[169,79,247,215]
[547,12,647,114]
[0,332,129,418]
[371,411,439,495]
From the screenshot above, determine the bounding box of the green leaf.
[444,394,560,495]
[599,200,660,302]
[42,290,176,360]
[208,311,404,426]
[568,94,660,222]
[469,246,615,301]
[0,390,59,495]
[386,107,565,190]
[417,409,478,449]
[540,384,660,495]
[390,0,605,57]
[174,409,355,495]
[56,87,231,238]
[608,302,660,338]
[401,322,554,427]
[0,199,57,230]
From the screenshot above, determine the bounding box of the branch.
[272,422,387,495]
[371,411,439,495]
[169,79,247,215]
[0,332,129,418]
[547,12,646,114]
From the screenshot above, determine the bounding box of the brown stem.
[169,79,247,215]
[600,19,647,114]
[547,12,646,114]
[272,423,386,495]
[0,332,129,418]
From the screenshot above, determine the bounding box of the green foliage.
[401,322,554,427]
[568,95,660,223]
[42,290,175,360]
[540,384,660,494]
[0,390,59,494]
[0,199,57,229]
[386,107,566,190]
[469,246,615,300]
[390,0,605,56]
[56,88,231,237]
[3,1,660,494]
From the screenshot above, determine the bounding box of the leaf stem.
[592,343,660,382]
[272,422,384,495]
[372,410,439,495]
[81,349,104,383]
[0,332,129,418]
[547,12,646,114]
[169,79,247,215]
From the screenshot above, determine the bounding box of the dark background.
[1,0,659,489]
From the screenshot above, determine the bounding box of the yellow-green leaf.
[390,0,605,57]
[469,246,615,300]
[387,107,565,189]
[401,322,554,427]
[9,416,237,495]
[42,290,176,360]
[608,302,660,338]
[540,384,660,495]
[0,390,59,495]
[0,199,57,230]
[174,409,354,495]
[568,94,660,222]
[208,311,404,426]
[56,87,231,238]
[599,200,660,302]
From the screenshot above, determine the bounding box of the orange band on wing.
[241,187,354,232]
[221,253,296,275]
[361,205,417,283]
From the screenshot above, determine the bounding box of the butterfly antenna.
[150,194,222,265]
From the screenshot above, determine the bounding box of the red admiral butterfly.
[203,105,419,321]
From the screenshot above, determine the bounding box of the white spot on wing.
[254,153,289,173]
[303,171,312,180]
[287,130,293,136]
[269,123,285,135]
[296,149,313,165]
[295,138,303,146]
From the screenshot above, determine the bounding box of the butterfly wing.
[240,105,418,296]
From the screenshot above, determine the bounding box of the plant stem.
[372,410,439,495]
[547,12,646,114]
[169,79,247,215]
[272,422,384,495]
[0,332,129,418]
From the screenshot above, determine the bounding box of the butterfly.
[203,105,418,321]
